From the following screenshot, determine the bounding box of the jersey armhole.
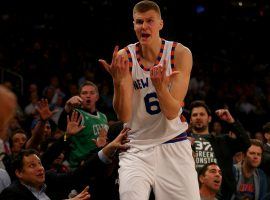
[171,42,178,71]
[124,47,133,72]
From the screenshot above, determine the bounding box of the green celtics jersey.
[69,108,108,169]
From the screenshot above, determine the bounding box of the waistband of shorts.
[163,132,187,144]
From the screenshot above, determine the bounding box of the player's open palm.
[99,46,131,83]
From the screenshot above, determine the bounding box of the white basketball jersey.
[125,39,188,150]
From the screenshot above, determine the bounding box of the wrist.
[63,132,70,141]
[104,143,117,158]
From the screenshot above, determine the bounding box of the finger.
[150,67,154,77]
[114,54,121,70]
[215,110,222,116]
[76,96,83,103]
[119,143,130,150]
[52,109,59,114]
[112,45,119,66]
[82,186,89,192]
[162,59,167,70]
[77,113,83,123]
[78,125,85,132]
[157,64,163,78]
[71,111,75,122]
[98,59,110,72]
[81,194,91,200]
[119,55,125,70]
[121,139,130,144]
[74,111,79,122]
[41,98,46,107]
[67,115,70,124]
[120,127,131,134]
[44,99,49,106]
[150,66,157,77]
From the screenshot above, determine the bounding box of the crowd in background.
[0,1,270,199]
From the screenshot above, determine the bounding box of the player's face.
[245,145,262,168]
[80,85,99,111]
[200,164,222,192]
[190,107,211,133]
[133,10,163,45]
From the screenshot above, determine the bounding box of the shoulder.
[174,42,192,57]
[98,111,107,118]
[256,168,267,177]
[0,168,9,176]
[172,42,192,71]
[0,182,30,199]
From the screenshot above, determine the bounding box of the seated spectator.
[261,122,270,193]
[0,127,129,199]
[0,168,11,193]
[9,129,28,156]
[3,129,27,181]
[198,162,222,200]
[232,139,268,200]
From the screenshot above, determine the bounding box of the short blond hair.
[133,0,161,17]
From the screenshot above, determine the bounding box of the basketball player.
[0,85,17,140]
[99,1,200,199]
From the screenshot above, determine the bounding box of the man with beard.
[231,139,268,200]
[58,81,108,169]
[189,100,250,200]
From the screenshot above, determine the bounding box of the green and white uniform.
[69,108,108,169]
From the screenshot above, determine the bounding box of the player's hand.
[99,46,131,83]
[150,60,179,90]
[102,127,130,158]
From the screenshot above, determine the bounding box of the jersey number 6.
[144,92,161,115]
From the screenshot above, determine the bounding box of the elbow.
[165,113,178,120]
[117,115,131,123]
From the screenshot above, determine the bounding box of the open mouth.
[141,33,150,39]
[86,100,91,104]
[213,179,221,185]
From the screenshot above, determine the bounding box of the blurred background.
[0,0,269,136]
